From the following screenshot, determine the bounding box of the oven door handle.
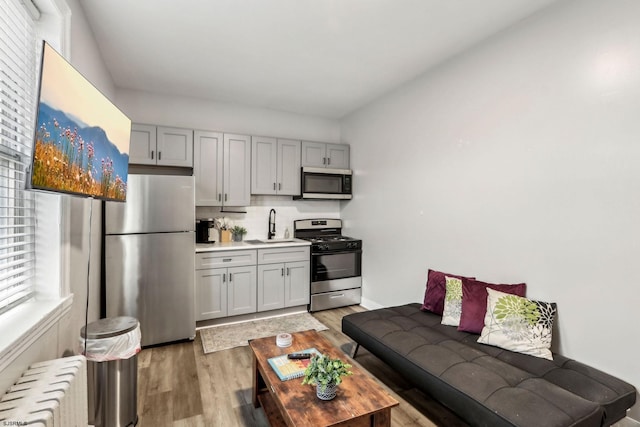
[311,249,362,256]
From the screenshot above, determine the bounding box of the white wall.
[116,89,341,143]
[341,0,639,419]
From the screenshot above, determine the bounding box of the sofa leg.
[351,343,360,358]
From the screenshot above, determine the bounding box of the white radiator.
[0,355,88,427]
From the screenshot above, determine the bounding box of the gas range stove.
[293,219,362,253]
[294,218,362,311]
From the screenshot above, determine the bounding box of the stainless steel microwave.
[295,167,353,200]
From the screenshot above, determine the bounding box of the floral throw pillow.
[441,276,464,326]
[478,288,556,360]
[421,269,474,315]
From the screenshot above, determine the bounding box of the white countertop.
[195,238,310,253]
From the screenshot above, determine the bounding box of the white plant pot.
[316,382,337,400]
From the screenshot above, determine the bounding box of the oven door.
[312,250,361,282]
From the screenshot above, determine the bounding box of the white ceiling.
[80,0,560,119]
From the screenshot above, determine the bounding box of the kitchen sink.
[245,239,296,244]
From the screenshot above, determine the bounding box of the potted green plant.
[301,353,353,400]
[231,225,247,242]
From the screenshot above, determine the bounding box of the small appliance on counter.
[196,218,217,243]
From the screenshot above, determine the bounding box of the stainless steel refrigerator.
[105,174,195,347]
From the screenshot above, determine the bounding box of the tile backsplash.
[195,196,340,240]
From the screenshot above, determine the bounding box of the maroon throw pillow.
[457,278,527,334]
[421,269,474,315]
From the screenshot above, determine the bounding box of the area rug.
[200,312,329,354]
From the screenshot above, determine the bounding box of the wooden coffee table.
[250,329,398,427]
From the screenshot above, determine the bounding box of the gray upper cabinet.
[301,141,350,169]
[251,136,277,195]
[194,130,223,206]
[129,124,193,167]
[194,131,251,207]
[278,139,302,195]
[224,133,252,206]
[129,124,156,165]
[251,136,301,196]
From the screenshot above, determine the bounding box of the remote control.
[287,353,311,359]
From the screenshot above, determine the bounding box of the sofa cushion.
[458,278,527,334]
[342,304,637,427]
[478,288,556,360]
[421,269,473,315]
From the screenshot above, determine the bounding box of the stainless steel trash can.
[81,316,140,427]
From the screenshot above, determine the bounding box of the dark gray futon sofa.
[342,304,636,427]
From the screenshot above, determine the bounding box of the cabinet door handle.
[322,157,326,165]
[273,182,276,190]
[218,193,222,201]
[224,193,228,201]
[327,157,330,165]
[278,183,281,190]
[222,274,226,283]
[151,150,154,160]
[286,267,290,276]
[158,151,162,160]
[229,273,233,281]
[223,258,232,262]
[281,268,284,276]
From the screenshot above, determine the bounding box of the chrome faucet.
[268,209,276,239]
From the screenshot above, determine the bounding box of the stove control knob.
[322,244,330,251]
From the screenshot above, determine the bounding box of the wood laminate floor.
[136,305,468,426]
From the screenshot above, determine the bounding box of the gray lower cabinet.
[284,261,311,306]
[226,266,258,316]
[196,245,309,321]
[196,250,258,321]
[257,247,310,312]
[196,266,257,320]
[196,268,226,320]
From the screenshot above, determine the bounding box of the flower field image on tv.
[32,102,129,201]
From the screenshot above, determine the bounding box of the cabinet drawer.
[258,246,310,264]
[196,250,257,269]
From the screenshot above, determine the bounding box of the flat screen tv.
[26,41,131,202]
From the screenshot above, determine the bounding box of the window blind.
[0,0,37,314]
